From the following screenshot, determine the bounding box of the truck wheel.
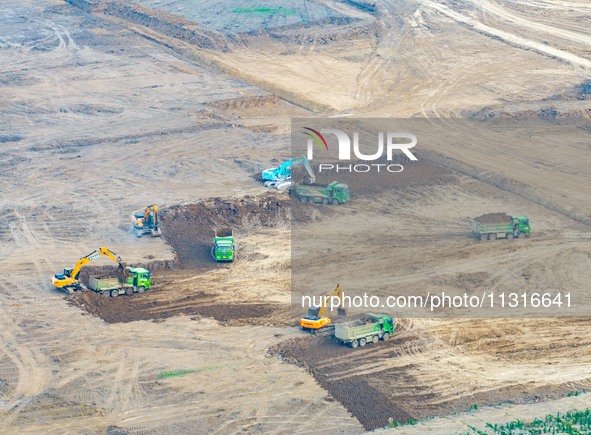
[351,340,358,348]
[125,287,133,296]
[101,290,109,297]
[517,231,525,239]
[507,233,514,240]
[300,196,307,203]
[322,198,329,205]
[110,289,119,297]
[332,199,339,206]
[359,338,367,347]
[488,233,497,241]
[372,335,379,344]
[383,332,390,341]
[137,286,145,294]
[480,234,488,241]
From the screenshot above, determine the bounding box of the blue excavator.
[261,156,315,189]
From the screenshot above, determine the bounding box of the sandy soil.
[1,0,591,433]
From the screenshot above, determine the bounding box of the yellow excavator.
[300,284,346,334]
[52,247,127,293]
[132,205,162,238]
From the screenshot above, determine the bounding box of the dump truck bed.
[471,220,513,234]
[215,228,233,238]
[88,276,128,291]
[335,321,380,341]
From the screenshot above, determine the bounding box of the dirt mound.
[273,336,414,430]
[68,287,284,325]
[160,193,289,269]
[254,156,453,198]
[467,106,586,123]
[291,156,454,197]
[70,193,290,325]
[474,212,512,224]
[67,0,231,51]
[214,227,233,237]
[208,95,281,112]
[272,329,585,431]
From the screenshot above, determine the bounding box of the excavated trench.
[69,193,291,324]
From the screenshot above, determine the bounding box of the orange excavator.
[300,284,346,334]
[51,247,127,293]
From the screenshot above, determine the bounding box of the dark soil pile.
[474,212,512,224]
[160,193,289,269]
[68,289,284,325]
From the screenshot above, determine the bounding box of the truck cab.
[214,240,234,261]
[127,267,151,290]
[213,229,235,262]
[328,182,350,204]
[512,216,531,236]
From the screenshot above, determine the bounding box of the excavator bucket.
[114,263,130,281]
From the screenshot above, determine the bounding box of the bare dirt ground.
[1,0,591,433]
[275,317,591,430]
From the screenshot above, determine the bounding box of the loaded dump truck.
[294,181,350,205]
[471,213,530,241]
[89,267,151,297]
[334,313,394,348]
[213,228,235,262]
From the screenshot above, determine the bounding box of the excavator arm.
[300,284,344,332]
[316,283,343,318]
[52,247,125,291]
[292,155,316,184]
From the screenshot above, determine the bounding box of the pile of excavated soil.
[70,193,291,324]
[160,193,289,269]
[68,288,285,325]
[272,330,577,431]
[474,212,512,224]
[292,157,454,197]
[254,157,454,198]
[273,336,413,429]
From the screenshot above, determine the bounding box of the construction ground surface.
[1,0,591,433]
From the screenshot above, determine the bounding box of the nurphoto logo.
[303,127,418,173]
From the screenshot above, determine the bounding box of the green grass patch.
[157,369,197,379]
[155,366,221,380]
[232,7,297,16]
[459,408,591,434]
[385,406,591,433]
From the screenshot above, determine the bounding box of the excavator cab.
[56,267,74,279]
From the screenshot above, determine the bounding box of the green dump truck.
[293,181,350,205]
[334,313,395,348]
[88,267,151,297]
[213,228,235,262]
[471,213,530,241]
